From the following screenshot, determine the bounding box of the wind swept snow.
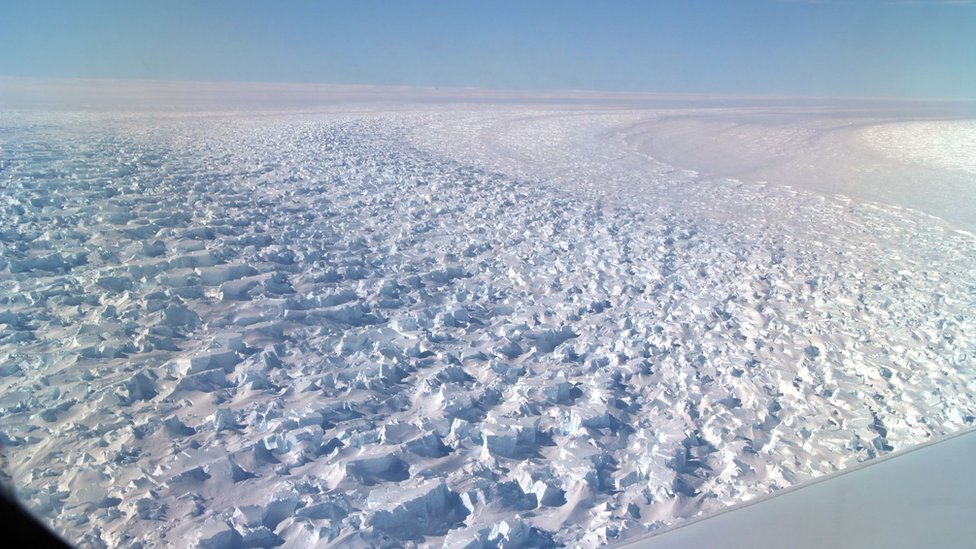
[1,103,975,547]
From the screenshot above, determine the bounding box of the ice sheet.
[1,85,975,547]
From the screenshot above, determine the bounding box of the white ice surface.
[1,84,975,547]
[863,120,976,175]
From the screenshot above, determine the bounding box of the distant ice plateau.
[1,83,975,547]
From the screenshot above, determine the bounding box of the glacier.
[0,99,975,547]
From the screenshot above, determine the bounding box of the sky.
[1,0,975,99]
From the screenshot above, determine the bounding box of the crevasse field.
[2,92,976,547]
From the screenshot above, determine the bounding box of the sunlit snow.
[1,95,975,547]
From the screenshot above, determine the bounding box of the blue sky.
[1,0,974,98]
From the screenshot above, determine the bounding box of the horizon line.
[3,75,976,105]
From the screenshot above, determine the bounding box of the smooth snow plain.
[1,86,976,547]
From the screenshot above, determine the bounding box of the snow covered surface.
[624,426,976,549]
[863,120,976,175]
[1,80,975,547]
